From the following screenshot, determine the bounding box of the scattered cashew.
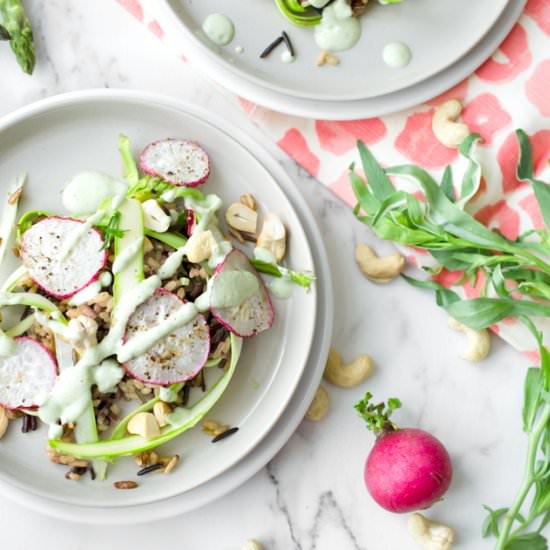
[185,230,217,263]
[355,244,405,283]
[257,213,286,262]
[432,99,469,148]
[242,540,263,550]
[153,401,172,428]
[448,317,490,362]
[408,513,455,550]
[226,202,258,234]
[305,385,330,421]
[127,412,161,440]
[324,348,374,388]
[142,199,171,233]
[0,406,8,440]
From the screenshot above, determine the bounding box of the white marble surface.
[0,2,532,549]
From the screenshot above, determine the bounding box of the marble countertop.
[0,2,531,549]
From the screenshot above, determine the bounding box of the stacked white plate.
[153,0,526,119]
[0,90,333,523]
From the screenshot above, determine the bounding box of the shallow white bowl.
[165,0,508,101]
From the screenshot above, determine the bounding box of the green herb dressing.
[112,236,144,274]
[314,0,361,52]
[202,13,235,46]
[62,172,128,216]
[382,42,411,68]
[209,271,259,308]
[68,271,112,307]
[59,193,125,261]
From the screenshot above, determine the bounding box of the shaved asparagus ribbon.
[49,334,243,459]
[0,174,25,267]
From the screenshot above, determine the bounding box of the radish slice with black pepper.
[210,249,274,338]
[0,337,57,410]
[139,139,210,187]
[20,217,107,299]
[124,289,210,386]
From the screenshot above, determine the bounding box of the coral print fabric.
[118,0,550,356]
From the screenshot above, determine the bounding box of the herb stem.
[496,402,550,549]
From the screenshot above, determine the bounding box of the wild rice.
[212,427,239,443]
[137,463,163,476]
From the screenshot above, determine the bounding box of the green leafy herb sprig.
[97,210,125,251]
[350,130,550,549]
[250,259,316,291]
[355,392,401,435]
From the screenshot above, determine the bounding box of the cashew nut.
[240,194,257,211]
[305,385,330,421]
[65,315,98,353]
[153,401,172,428]
[142,199,171,233]
[355,244,405,283]
[127,412,161,440]
[242,540,263,550]
[0,406,8,440]
[408,513,455,550]
[226,202,258,234]
[432,99,469,148]
[324,348,374,388]
[257,213,286,262]
[185,230,217,263]
[448,317,490,362]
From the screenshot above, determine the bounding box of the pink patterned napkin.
[117,0,550,357]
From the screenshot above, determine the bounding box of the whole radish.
[355,392,452,513]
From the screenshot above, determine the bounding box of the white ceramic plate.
[0,95,334,520]
[153,0,525,119]
[163,0,508,101]
[0,90,317,508]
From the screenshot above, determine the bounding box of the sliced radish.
[210,249,274,338]
[20,217,107,300]
[139,139,210,187]
[124,289,210,386]
[0,336,57,410]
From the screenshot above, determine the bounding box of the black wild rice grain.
[23,415,36,431]
[137,463,164,476]
[181,383,191,406]
[281,31,294,57]
[212,427,239,443]
[260,35,284,58]
[90,467,96,481]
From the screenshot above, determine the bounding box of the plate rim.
[0,89,323,509]
[153,0,526,120]
[161,0,510,102]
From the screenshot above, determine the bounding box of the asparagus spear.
[0,0,35,74]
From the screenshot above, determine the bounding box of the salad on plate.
[0,135,314,485]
